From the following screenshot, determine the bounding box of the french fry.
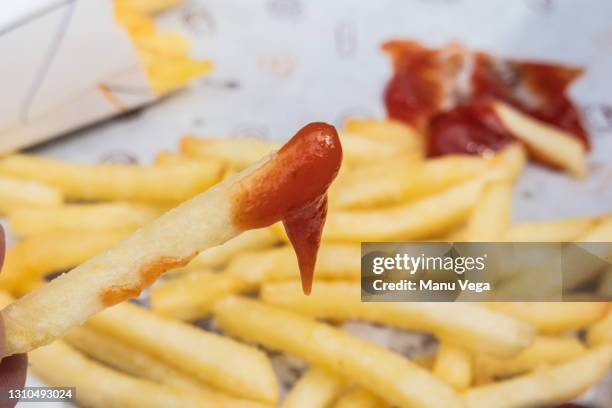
[281,368,347,408]
[215,296,463,408]
[187,228,280,270]
[587,309,612,347]
[331,388,388,408]
[463,344,612,408]
[475,335,586,378]
[493,101,586,177]
[330,155,488,209]
[30,340,233,408]
[87,302,278,403]
[181,136,280,169]
[154,151,197,166]
[260,282,534,357]
[1,123,342,356]
[115,0,183,15]
[0,176,63,215]
[464,181,512,241]
[64,326,270,408]
[7,202,166,237]
[432,344,473,391]
[0,154,223,203]
[227,244,360,287]
[323,179,484,242]
[0,231,126,294]
[485,302,608,333]
[150,271,245,320]
[488,143,527,182]
[343,117,423,152]
[145,57,214,95]
[505,217,599,242]
[340,132,417,166]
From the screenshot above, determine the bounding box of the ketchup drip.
[230,122,343,294]
[382,40,590,161]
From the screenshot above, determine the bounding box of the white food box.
[0,0,155,154]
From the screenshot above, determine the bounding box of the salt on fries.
[215,296,464,408]
[1,122,342,356]
[260,282,534,356]
[0,176,63,215]
[281,368,346,408]
[0,155,223,203]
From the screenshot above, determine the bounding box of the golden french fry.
[145,57,214,95]
[2,122,342,356]
[64,326,270,408]
[330,155,488,210]
[30,340,231,408]
[493,101,586,176]
[464,181,512,241]
[0,154,223,203]
[7,202,165,237]
[475,335,586,379]
[150,271,245,320]
[115,0,183,15]
[227,244,360,287]
[134,31,190,55]
[433,344,473,392]
[485,302,608,333]
[260,282,534,357]
[0,231,126,294]
[215,296,463,408]
[463,344,612,408]
[505,217,600,242]
[281,368,347,408]
[340,132,417,166]
[187,228,280,270]
[488,143,527,182]
[154,151,195,166]
[181,136,280,169]
[323,179,484,242]
[343,117,423,152]
[331,388,388,408]
[587,309,612,347]
[87,302,278,403]
[0,176,63,215]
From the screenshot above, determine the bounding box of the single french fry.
[181,136,280,169]
[227,244,360,287]
[7,202,166,237]
[150,270,245,320]
[433,344,473,392]
[340,132,416,166]
[145,57,214,95]
[0,176,63,215]
[0,154,223,203]
[463,344,612,408]
[331,388,388,408]
[587,309,612,347]
[87,302,278,403]
[1,122,342,356]
[115,0,183,15]
[487,143,527,182]
[64,326,270,408]
[485,302,608,333]
[464,181,512,241]
[134,31,190,56]
[260,282,534,357]
[505,217,599,242]
[281,368,347,408]
[215,296,463,408]
[493,101,586,176]
[0,231,126,294]
[323,179,484,242]
[343,117,423,152]
[30,340,230,408]
[330,155,488,209]
[475,335,586,379]
[187,228,280,270]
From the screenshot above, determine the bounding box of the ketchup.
[230,122,343,294]
[382,40,590,160]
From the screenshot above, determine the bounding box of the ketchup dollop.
[383,40,589,160]
[230,122,343,294]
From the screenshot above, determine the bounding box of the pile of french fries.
[0,106,611,407]
[114,0,213,95]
